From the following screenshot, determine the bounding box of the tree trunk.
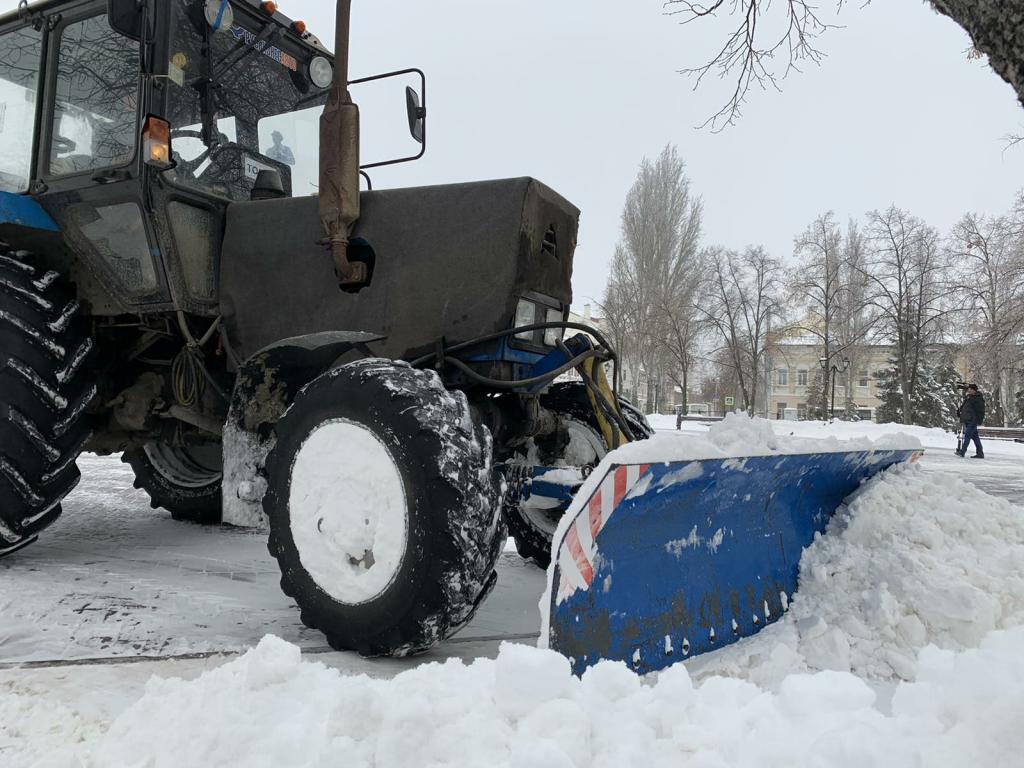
[931,1,1024,109]
[899,358,913,425]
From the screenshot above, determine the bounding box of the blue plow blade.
[547,448,923,676]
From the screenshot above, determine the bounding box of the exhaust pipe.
[319,0,365,290]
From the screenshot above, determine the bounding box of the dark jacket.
[960,392,985,426]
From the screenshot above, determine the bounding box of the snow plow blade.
[547,448,922,676]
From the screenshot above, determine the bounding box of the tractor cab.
[0,0,422,316]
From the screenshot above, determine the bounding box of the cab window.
[0,25,43,192]
[49,14,139,176]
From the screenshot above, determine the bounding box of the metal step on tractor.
[0,0,921,672]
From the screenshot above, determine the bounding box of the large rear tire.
[0,250,95,555]
[122,444,223,524]
[263,359,504,656]
[504,382,654,568]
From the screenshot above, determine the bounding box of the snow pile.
[39,629,1024,768]
[654,412,1024,458]
[688,464,1024,686]
[611,411,921,465]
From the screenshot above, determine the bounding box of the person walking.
[957,384,986,459]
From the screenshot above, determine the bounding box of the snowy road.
[0,455,545,672]
[3,421,1019,672]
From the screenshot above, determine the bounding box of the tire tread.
[0,249,93,552]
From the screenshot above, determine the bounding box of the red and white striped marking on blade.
[555,463,650,603]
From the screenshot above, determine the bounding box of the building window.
[797,404,808,420]
[797,369,808,387]
[776,402,788,420]
[776,368,788,386]
[858,371,869,389]
[857,409,873,421]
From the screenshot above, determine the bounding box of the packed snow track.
[0,455,542,671]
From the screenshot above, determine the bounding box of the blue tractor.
[0,0,649,656]
[1,0,919,672]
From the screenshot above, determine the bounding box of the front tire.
[123,443,223,524]
[264,359,504,657]
[0,250,95,555]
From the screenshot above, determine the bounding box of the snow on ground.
[686,463,1024,687]
[16,629,1024,768]
[3,417,1024,766]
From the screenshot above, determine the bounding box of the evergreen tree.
[931,354,964,430]
[875,353,960,428]
[841,396,860,421]
[874,361,903,424]
[805,371,828,420]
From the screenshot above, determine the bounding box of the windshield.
[165,0,329,201]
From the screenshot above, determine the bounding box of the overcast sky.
[13,0,1024,312]
[328,0,1024,310]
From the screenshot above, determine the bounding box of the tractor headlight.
[514,299,536,341]
[309,56,334,89]
[543,308,565,347]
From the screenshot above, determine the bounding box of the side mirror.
[108,0,143,41]
[406,86,425,145]
[349,68,428,170]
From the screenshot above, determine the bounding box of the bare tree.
[948,208,1024,424]
[789,212,843,415]
[602,250,643,400]
[656,249,707,413]
[788,212,877,418]
[859,206,957,423]
[665,0,1024,128]
[702,245,782,414]
[836,218,876,409]
[601,144,703,410]
[665,0,836,130]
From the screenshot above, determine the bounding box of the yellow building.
[766,339,893,421]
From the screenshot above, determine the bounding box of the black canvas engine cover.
[220,177,579,361]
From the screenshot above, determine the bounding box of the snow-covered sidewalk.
[3,418,1024,766]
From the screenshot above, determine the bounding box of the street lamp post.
[830,356,851,422]
[819,354,851,422]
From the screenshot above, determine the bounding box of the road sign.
[724,396,735,407]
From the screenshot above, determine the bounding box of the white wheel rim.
[522,418,607,537]
[144,444,222,489]
[288,419,409,605]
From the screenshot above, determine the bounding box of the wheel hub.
[289,419,409,605]
[144,444,222,489]
[519,417,607,537]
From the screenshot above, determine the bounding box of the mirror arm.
[348,67,427,170]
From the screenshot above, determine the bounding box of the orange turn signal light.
[260,1,277,14]
[292,20,307,35]
[143,116,172,170]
